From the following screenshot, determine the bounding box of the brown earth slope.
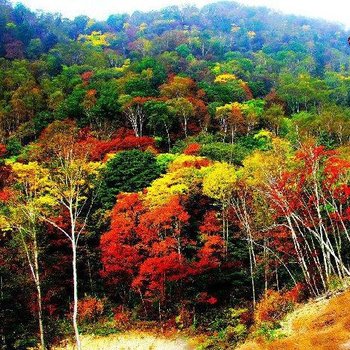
[238,290,350,350]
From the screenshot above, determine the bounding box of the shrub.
[225,323,247,343]
[183,142,201,155]
[284,283,304,303]
[113,306,132,330]
[254,290,294,327]
[327,275,345,292]
[175,304,194,329]
[197,292,218,305]
[77,296,104,323]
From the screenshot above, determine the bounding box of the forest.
[1,0,350,348]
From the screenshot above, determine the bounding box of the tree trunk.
[21,229,46,350]
[34,241,45,350]
[164,123,171,152]
[248,239,256,309]
[72,242,81,350]
[1,276,6,349]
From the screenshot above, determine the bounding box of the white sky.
[9,0,350,28]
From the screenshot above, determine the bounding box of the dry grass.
[237,290,350,350]
[52,331,200,350]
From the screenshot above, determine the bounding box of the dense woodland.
[1,0,350,349]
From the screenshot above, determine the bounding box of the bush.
[156,153,177,172]
[77,296,104,323]
[113,306,132,330]
[175,304,194,329]
[254,290,294,327]
[254,322,286,341]
[225,323,247,343]
[327,275,345,291]
[183,142,201,155]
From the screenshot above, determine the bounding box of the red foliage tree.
[267,145,350,295]
[100,193,145,288]
[100,194,225,313]
[88,129,156,161]
[81,71,94,86]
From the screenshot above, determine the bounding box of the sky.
[9,0,350,28]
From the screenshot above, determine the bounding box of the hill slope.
[3,0,350,349]
[238,290,350,350]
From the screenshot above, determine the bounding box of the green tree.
[98,150,161,209]
[144,100,175,150]
[262,103,285,135]
[166,97,194,137]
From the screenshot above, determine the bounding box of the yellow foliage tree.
[3,161,57,350]
[202,162,237,254]
[146,155,210,207]
[214,73,237,83]
[78,31,113,47]
[241,137,292,187]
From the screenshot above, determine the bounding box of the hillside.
[49,289,350,350]
[2,0,350,349]
[238,289,350,350]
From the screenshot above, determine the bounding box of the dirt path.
[53,332,199,350]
